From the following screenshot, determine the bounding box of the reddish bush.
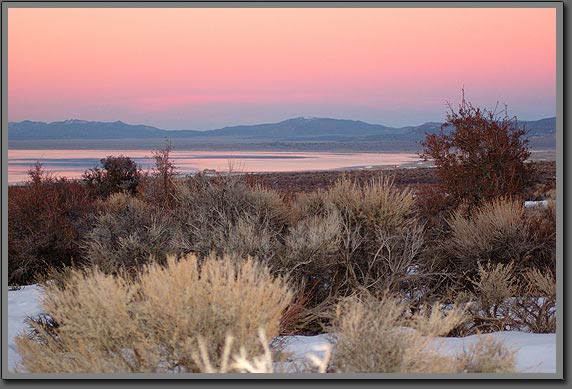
[8,163,96,285]
[413,184,455,232]
[420,94,532,211]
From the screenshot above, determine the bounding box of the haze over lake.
[8,150,421,184]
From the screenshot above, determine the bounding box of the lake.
[7,149,422,184]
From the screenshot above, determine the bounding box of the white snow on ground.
[274,334,333,372]
[524,200,550,208]
[431,332,556,373]
[7,285,43,372]
[279,332,556,374]
[7,285,556,374]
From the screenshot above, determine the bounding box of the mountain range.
[8,117,556,144]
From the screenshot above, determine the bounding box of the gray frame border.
[0,0,565,381]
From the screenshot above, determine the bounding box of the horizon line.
[7,115,557,132]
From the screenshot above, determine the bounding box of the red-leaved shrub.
[420,94,532,211]
[8,163,96,285]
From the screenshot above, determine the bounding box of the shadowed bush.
[83,193,173,273]
[286,176,424,304]
[16,254,293,373]
[137,142,179,209]
[171,172,289,262]
[83,155,142,199]
[458,262,556,335]
[512,268,556,334]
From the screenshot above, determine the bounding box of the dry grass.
[456,336,517,373]
[16,254,293,373]
[193,328,332,373]
[329,294,466,373]
[512,268,556,333]
[461,262,556,334]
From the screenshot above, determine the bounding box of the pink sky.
[8,7,556,129]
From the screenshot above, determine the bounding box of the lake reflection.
[7,150,421,183]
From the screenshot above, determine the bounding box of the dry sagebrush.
[286,176,424,299]
[193,328,332,373]
[462,262,556,334]
[83,193,173,274]
[445,198,530,274]
[456,336,517,373]
[329,294,466,373]
[439,197,555,283]
[329,295,516,374]
[171,174,289,262]
[16,254,293,373]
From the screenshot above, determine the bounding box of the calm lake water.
[8,150,421,184]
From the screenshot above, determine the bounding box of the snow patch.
[7,285,556,374]
[524,200,550,208]
[7,285,44,372]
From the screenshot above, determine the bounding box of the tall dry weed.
[512,268,556,333]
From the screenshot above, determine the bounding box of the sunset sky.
[8,7,556,130]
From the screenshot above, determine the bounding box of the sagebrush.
[16,254,293,373]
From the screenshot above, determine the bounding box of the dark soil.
[246,161,556,200]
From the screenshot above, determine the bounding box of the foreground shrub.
[329,294,466,373]
[467,262,519,333]
[8,163,96,285]
[83,193,174,274]
[16,254,293,373]
[420,94,532,210]
[471,262,518,319]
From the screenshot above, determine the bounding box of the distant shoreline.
[7,152,556,187]
[8,138,556,154]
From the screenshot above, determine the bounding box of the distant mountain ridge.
[8,116,556,142]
